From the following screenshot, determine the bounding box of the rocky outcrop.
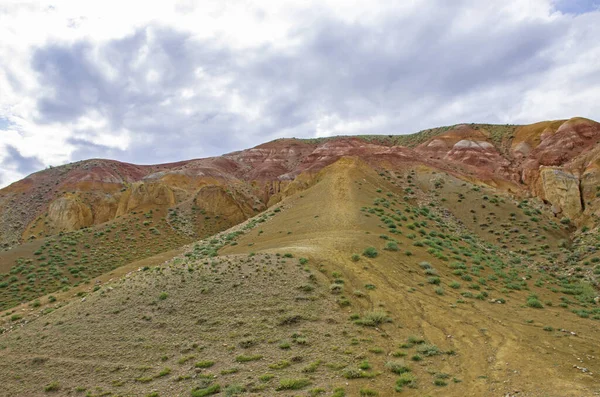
[47,194,94,231]
[193,185,255,224]
[116,182,176,216]
[539,168,582,220]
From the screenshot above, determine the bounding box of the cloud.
[0,145,44,187]
[0,0,599,186]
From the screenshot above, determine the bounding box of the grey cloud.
[23,1,597,176]
[1,145,44,176]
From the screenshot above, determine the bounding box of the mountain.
[1,117,599,396]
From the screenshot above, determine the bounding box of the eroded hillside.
[1,156,599,396]
[2,117,600,252]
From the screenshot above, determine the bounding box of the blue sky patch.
[554,0,600,14]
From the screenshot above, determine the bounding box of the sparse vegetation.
[2,129,599,396]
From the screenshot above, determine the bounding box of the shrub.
[195,360,215,368]
[416,344,440,356]
[44,381,60,392]
[363,247,378,258]
[278,314,303,325]
[235,354,262,362]
[407,335,424,344]
[449,281,461,289]
[395,373,417,391]
[332,388,346,397]
[158,367,171,377]
[343,368,376,379]
[224,384,244,396]
[269,360,290,370]
[302,360,322,373]
[276,378,311,390]
[158,292,168,300]
[259,374,275,382]
[191,385,221,397]
[526,296,543,309]
[354,311,391,326]
[385,360,410,374]
[358,360,371,370]
[351,254,360,262]
[384,242,399,251]
[279,341,291,349]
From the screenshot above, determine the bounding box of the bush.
[343,368,377,379]
[416,344,440,356]
[158,292,168,300]
[158,367,171,377]
[395,373,417,391]
[276,378,311,390]
[354,311,391,326]
[235,354,262,362]
[191,385,221,397]
[351,254,360,262]
[363,247,378,258]
[526,297,543,309]
[332,388,346,397]
[44,381,60,392]
[385,360,410,374]
[195,360,215,368]
[384,241,399,251]
[224,384,244,396]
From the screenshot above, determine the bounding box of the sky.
[0,0,599,187]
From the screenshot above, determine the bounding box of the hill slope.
[1,156,599,396]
